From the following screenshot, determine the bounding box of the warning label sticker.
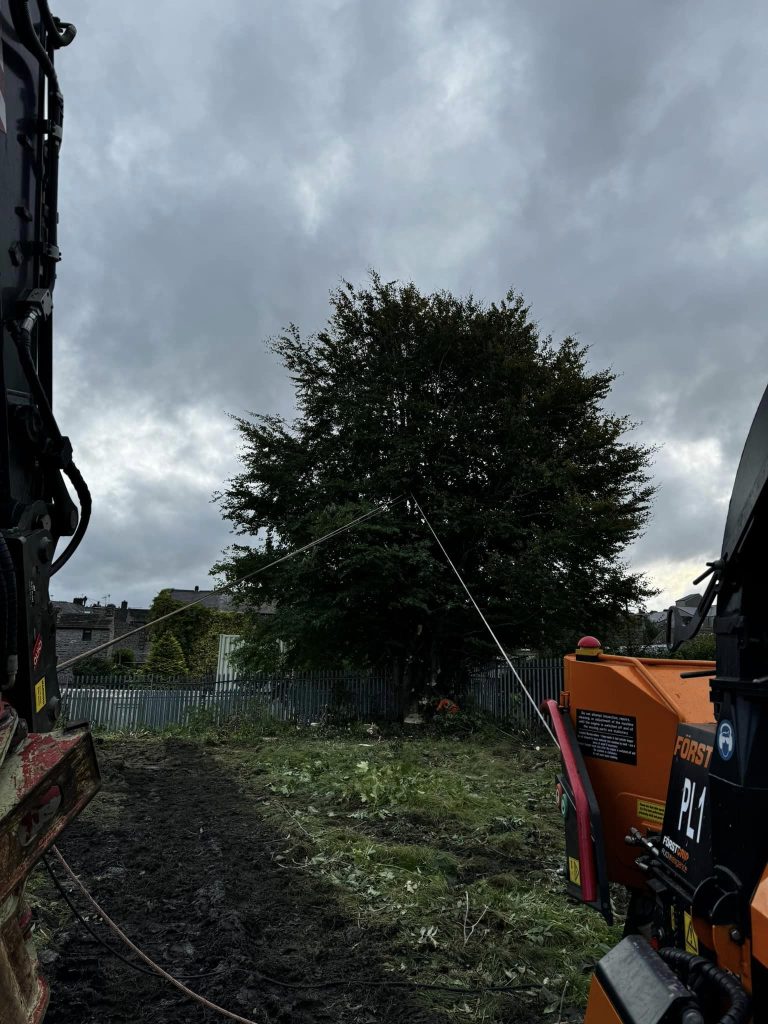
[576,709,637,765]
[35,677,46,713]
[568,857,581,886]
[637,799,665,827]
[684,911,699,954]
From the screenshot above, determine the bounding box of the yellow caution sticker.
[684,911,699,954]
[637,799,665,827]
[35,677,46,713]
[568,856,581,886]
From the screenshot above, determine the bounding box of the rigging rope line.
[57,495,405,671]
[49,846,265,1024]
[59,488,558,748]
[47,846,535,1017]
[410,494,559,748]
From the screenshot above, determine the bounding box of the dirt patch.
[37,738,457,1024]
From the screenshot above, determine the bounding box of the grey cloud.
[47,0,768,607]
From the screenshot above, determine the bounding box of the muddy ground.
[37,738,497,1024]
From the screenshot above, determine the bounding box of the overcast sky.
[48,1,767,614]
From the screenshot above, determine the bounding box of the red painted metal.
[32,634,42,670]
[543,698,598,903]
[2,731,100,903]
[31,978,50,1024]
[0,726,99,1024]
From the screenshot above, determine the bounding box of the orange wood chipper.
[545,385,768,1023]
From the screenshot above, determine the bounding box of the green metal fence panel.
[59,660,564,733]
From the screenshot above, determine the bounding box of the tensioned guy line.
[411,494,559,747]
[57,495,405,671]
[59,488,561,748]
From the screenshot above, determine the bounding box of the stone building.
[53,597,151,668]
[113,601,151,665]
[53,598,116,667]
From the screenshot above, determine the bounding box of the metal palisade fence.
[464,658,564,730]
[58,658,564,733]
[58,669,399,732]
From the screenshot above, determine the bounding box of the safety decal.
[717,720,735,762]
[32,633,43,670]
[637,799,665,827]
[35,677,46,713]
[576,709,637,765]
[567,856,581,886]
[684,911,699,955]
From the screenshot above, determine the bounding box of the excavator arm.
[1,5,99,1021]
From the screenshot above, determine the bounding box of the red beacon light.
[576,635,602,661]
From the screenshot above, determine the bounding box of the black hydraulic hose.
[38,0,76,47]
[8,0,59,91]
[657,947,751,1024]
[10,312,61,441]
[8,317,91,574]
[0,536,18,690]
[50,462,91,575]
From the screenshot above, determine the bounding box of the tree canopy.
[214,275,656,696]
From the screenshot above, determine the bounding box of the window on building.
[82,629,92,641]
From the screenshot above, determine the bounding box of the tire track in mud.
[38,738,445,1024]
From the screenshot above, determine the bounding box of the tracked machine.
[545,390,768,1021]
[0,4,99,1022]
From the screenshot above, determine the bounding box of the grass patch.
[210,731,622,1020]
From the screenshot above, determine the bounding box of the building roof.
[676,593,703,609]
[53,602,114,630]
[115,604,151,624]
[169,588,238,611]
[168,588,274,615]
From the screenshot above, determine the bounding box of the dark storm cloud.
[48,0,768,608]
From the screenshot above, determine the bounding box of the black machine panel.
[660,723,714,892]
[595,936,698,1024]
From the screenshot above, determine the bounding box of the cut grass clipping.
[210,730,621,1020]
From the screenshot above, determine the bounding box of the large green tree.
[214,275,656,699]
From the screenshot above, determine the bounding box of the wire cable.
[48,846,535,1018]
[49,846,277,1024]
[58,496,405,671]
[411,494,559,747]
[42,856,223,981]
[43,855,173,979]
